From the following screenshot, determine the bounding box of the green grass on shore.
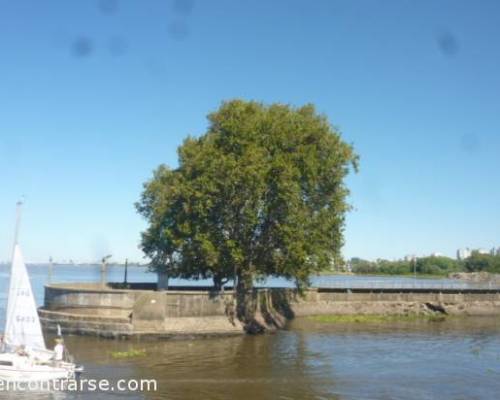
[319,271,449,279]
[308,314,447,324]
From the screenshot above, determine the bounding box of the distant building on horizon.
[457,247,499,260]
[457,248,471,260]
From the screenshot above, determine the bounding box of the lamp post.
[101,254,112,287]
[48,256,53,284]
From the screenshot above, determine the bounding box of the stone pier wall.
[39,283,500,338]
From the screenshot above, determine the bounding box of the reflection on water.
[0,266,499,399]
[292,317,500,400]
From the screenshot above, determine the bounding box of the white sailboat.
[0,202,82,381]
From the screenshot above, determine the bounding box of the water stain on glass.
[168,19,190,41]
[436,31,460,57]
[172,0,195,16]
[72,36,94,57]
[98,0,119,16]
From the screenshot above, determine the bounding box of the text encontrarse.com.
[0,378,158,392]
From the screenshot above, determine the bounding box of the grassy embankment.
[309,314,447,323]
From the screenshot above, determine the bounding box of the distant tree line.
[350,252,500,275]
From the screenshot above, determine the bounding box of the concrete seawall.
[39,283,500,338]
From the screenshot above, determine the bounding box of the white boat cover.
[3,245,47,352]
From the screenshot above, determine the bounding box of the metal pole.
[124,258,128,284]
[48,256,53,284]
[101,258,106,287]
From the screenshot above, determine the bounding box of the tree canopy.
[464,252,500,273]
[136,100,358,297]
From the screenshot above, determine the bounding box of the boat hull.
[0,353,76,382]
[0,366,73,382]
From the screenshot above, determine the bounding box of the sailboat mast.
[13,200,23,248]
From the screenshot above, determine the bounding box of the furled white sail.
[4,245,46,351]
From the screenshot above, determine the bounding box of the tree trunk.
[157,271,169,291]
[235,269,263,333]
[213,274,224,292]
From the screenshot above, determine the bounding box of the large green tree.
[136,100,358,325]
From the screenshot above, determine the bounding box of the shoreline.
[39,282,500,339]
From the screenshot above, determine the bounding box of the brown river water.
[1,317,499,400]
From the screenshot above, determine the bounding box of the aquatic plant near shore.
[110,349,147,359]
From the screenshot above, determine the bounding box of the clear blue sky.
[1,0,499,263]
